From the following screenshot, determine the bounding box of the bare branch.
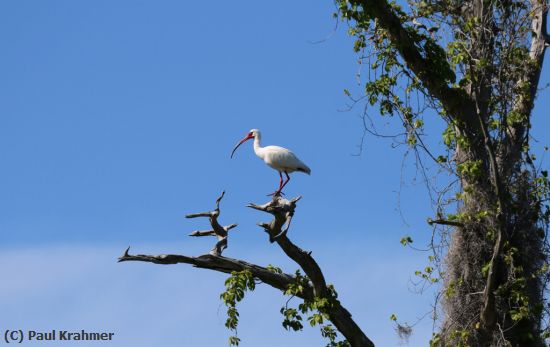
[185,191,237,256]
[427,218,464,228]
[189,224,238,237]
[248,196,301,242]
[248,196,374,347]
[189,229,216,237]
[215,190,225,210]
[118,247,312,299]
[185,212,214,218]
[248,196,326,291]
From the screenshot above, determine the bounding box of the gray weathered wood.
[118,247,310,298]
[184,191,237,255]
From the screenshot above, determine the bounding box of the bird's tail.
[297,166,311,175]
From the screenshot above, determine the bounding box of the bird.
[231,129,311,196]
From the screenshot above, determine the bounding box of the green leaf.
[400,236,413,246]
[228,336,240,346]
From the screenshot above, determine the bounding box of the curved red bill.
[230,133,254,158]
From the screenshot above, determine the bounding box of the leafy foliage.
[220,268,350,346]
[281,270,350,347]
[220,270,256,346]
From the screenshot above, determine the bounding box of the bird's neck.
[253,135,264,159]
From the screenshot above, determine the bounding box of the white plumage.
[231,129,310,195]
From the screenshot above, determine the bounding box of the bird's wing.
[263,146,310,173]
[263,145,290,153]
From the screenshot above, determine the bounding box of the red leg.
[280,172,290,191]
[268,172,285,196]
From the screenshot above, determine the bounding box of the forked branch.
[185,191,237,255]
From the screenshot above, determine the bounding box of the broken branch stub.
[185,191,238,256]
[247,195,301,242]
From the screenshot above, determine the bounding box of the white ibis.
[231,129,311,196]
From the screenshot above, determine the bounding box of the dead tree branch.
[248,196,375,347]
[118,247,312,298]
[118,194,375,347]
[185,191,237,255]
[427,218,464,228]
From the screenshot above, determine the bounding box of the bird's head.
[249,129,260,137]
[231,129,260,158]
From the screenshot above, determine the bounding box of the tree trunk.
[442,162,545,346]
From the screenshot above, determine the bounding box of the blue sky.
[1,1,549,346]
